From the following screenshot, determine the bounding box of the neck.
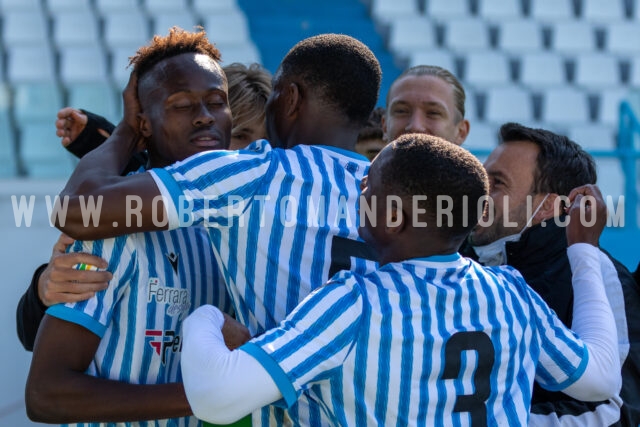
[378,236,463,266]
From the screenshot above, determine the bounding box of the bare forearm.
[26,374,191,423]
[61,122,138,198]
[55,123,165,240]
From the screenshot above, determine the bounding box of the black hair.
[279,34,381,126]
[381,133,489,238]
[357,106,385,142]
[499,122,597,196]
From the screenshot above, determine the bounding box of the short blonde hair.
[223,63,271,135]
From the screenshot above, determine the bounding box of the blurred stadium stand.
[0,0,637,266]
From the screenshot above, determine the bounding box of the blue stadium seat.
[551,21,598,53]
[387,17,436,60]
[485,86,535,125]
[52,11,100,47]
[581,0,627,23]
[573,53,622,88]
[19,121,75,178]
[477,0,523,21]
[497,19,544,53]
[519,52,567,88]
[463,51,512,87]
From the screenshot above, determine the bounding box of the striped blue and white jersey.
[47,225,232,427]
[150,140,376,426]
[243,254,590,427]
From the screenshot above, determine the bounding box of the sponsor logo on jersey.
[147,278,191,317]
[145,329,182,365]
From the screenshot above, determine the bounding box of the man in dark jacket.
[461,122,640,426]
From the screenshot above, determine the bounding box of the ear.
[454,119,470,146]
[385,203,407,235]
[139,112,152,138]
[285,82,301,118]
[381,114,390,142]
[534,193,560,223]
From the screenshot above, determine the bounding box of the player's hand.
[55,107,89,147]
[565,184,607,247]
[122,71,142,134]
[221,313,251,350]
[38,234,112,306]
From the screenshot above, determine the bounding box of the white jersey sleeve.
[148,140,274,230]
[531,243,620,401]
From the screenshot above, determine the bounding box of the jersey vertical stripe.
[150,140,373,426]
[47,224,231,427]
[245,255,590,426]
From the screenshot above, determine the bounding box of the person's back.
[306,255,588,425]
[176,141,373,333]
[180,133,621,426]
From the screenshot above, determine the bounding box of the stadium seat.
[598,88,631,125]
[581,0,627,22]
[464,88,480,122]
[192,0,241,14]
[217,44,261,65]
[0,0,40,11]
[52,11,100,47]
[103,11,151,48]
[20,121,75,178]
[573,53,622,88]
[142,0,188,14]
[95,0,140,13]
[68,84,120,124]
[485,86,535,125]
[426,0,471,21]
[497,19,544,53]
[477,0,523,21]
[0,86,17,177]
[463,122,499,151]
[595,158,626,200]
[519,52,567,88]
[442,18,490,52]
[203,11,251,47]
[551,21,597,53]
[46,0,91,13]
[7,46,56,82]
[2,10,49,45]
[540,87,590,124]
[530,0,575,22]
[110,45,141,89]
[568,123,617,150]
[463,51,511,87]
[153,12,200,36]
[631,57,640,86]
[59,48,110,84]
[387,17,436,59]
[606,23,640,55]
[370,0,418,24]
[12,82,63,123]
[408,50,457,73]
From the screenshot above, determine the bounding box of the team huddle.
[16,27,640,427]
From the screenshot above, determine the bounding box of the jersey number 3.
[441,331,495,427]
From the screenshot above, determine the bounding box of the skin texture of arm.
[55,122,164,240]
[25,315,192,423]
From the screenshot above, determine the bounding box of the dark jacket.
[461,220,640,426]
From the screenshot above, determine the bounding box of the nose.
[405,112,428,134]
[193,102,215,127]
